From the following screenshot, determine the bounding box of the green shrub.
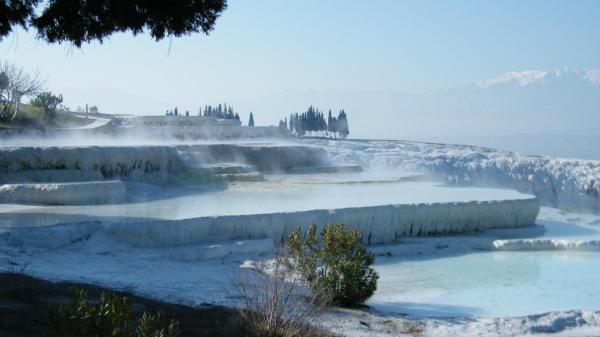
[49,287,179,337]
[286,224,379,307]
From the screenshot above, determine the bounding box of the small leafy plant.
[286,224,379,307]
[49,287,180,337]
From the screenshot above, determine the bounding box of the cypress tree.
[248,112,255,127]
[337,110,349,138]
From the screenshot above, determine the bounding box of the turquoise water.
[0,179,531,227]
[370,215,600,317]
[372,250,600,317]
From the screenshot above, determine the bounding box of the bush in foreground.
[49,287,179,337]
[286,224,379,307]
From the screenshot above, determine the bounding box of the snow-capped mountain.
[475,68,600,88]
[476,70,551,88]
[233,68,600,158]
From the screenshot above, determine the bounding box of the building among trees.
[132,115,241,128]
[198,103,240,121]
[120,109,288,139]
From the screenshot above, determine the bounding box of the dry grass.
[232,256,329,337]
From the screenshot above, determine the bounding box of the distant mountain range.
[78,67,600,159]
[237,68,600,147]
[475,68,600,88]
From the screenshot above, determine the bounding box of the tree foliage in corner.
[0,0,228,47]
[287,224,379,307]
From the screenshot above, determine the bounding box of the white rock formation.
[309,139,600,213]
[0,169,103,183]
[178,144,330,172]
[493,238,600,251]
[107,198,539,247]
[0,221,101,249]
[1,197,537,249]
[0,181,126,205]
[168,239,275,261]
[0,146,183,182]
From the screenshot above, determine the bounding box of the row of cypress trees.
[164,103,241,121]
[280,106,349,138]
[199,103,240,120]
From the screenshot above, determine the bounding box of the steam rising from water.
[0,131,299,147]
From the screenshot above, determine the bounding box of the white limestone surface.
[0,169,103,183]
[1,194,539,248]
[0,180,126,205]
[1,208,599,337]
[493,239,600,251]
[308,139,600,213]
[103,198,539,247]
[0,146,183,182]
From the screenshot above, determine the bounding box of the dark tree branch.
[0,0,227,47]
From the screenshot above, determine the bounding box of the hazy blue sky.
[1,0,600,139]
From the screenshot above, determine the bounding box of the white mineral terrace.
[4,140,600,337]
[0,180,126,205]
[0,177,539,247]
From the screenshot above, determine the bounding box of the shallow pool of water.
[370,212,600,317]
[372,250,600,317]
[0,178,532,227]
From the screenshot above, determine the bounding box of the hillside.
[0,104,91,130]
